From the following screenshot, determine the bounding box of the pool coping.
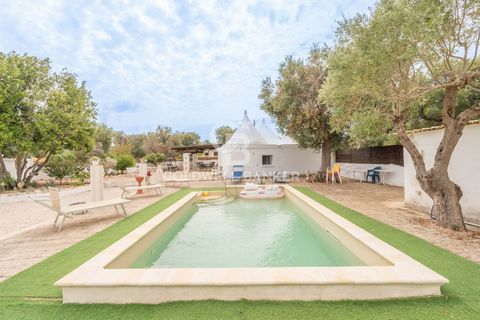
[55,185,448,303]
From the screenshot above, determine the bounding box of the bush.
[45,151,78,185]
[103,157,117,175]
[0,173,17,190]
[145,153,166,165]
[115,154,135,173]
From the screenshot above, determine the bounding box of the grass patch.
[0,186,479,319]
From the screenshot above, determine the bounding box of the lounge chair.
[120,172,164,199]
[49,187,129,231]
[156,166,191,187]
[326,163,342,184]
[366,166,382,183]
[273,171,290,183]
[232,165,244,183]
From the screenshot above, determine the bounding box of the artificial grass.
[0,186,479,319]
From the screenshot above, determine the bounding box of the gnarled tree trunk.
[396,86,471,231]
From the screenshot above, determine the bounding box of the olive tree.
[0,52,97,187]
[215,125,236,144]
[259,46,336,172]
[322,0,480,230]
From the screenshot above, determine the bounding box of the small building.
[403,121,480,226]
[217,111,322,178]
[170,144,219,170]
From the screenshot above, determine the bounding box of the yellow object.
[326,163,342,184]
[333,163,341,173]
[202,191,209,197]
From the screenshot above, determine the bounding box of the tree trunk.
[428,173,465,230]
[320,138,332,172]
[22,152,51,184]
[396,86,468,231]
[15,153,27,185]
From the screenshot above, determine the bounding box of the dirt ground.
[293,179,480,264]
[0,174,478,282]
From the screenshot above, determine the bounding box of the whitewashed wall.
[218,145,322,178]
[338,163,404,186]
[2,158,50,181]
[404,124,480,225]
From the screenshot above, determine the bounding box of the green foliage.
[145,152,166,165]
[0,52,97,184]
[215,125,236,144]
[0,174,17,190]
[93,123,114,158]
[322,0,480,144]
[143,132,166,154]
[259,45,333,150]
[115,154,135,173]
[169,131,201,146]
[155,125,173,144]
[44,150,78,185]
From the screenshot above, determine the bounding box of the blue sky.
[0,0,374,141]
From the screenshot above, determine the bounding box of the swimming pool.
[130,198,365,268]
[56,185,448,303]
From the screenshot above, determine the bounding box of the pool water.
[130,198,365,268]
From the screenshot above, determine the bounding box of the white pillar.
[183,153,190,173]
[138,162,148,179]
[90,159,104,201]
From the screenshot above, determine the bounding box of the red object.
[135,176,144,194]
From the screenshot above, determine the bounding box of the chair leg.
[57,216,65,232]
[121,204,127,217]
[53,212,60,227]
[114,205,120,215]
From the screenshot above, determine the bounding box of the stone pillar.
[183,153,190,173]
[138,162,148,179]
[90,159,104,201]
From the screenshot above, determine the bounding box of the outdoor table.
[377,170,392,185]
[352,170,366,182]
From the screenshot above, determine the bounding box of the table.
[352,170,366,183]
[377,170,392,185]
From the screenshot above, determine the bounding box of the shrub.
[115,154,135,173]
[103,157,117,175]
[145,153,166,165]
[45,151,78,185]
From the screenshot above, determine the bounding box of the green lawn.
[0,187,478,319]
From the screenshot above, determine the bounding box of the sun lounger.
[49,187,130,231]
[155,166,191,187]
[120,173,164,198]
[120,184,163,198]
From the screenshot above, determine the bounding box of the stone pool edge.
[55,185,448,303]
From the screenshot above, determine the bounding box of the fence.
[335,145,404,166]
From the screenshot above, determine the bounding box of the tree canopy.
[322,0,480,230]
[0,52,97,186]
[259,45,336,171]
[215,125,236,144]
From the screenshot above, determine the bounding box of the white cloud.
[0,0,375,138]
